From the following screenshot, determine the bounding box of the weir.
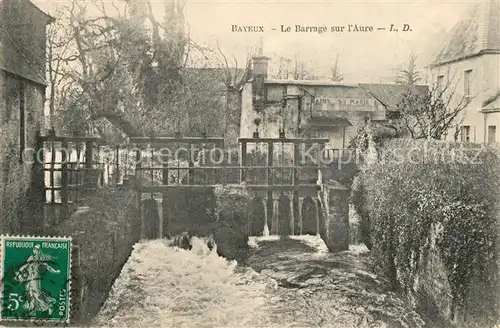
[35,132,351,252]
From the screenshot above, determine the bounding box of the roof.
[358,83,428,110]
[483,91,500,107]
[28,0,56,23]
[483,91,500,111]
[0,0,54,85]
[305,116,352,128]
[430,0,500,66]
[264,79,358,87]
[261,79,428,110]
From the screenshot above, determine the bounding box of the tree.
[274,56,291,79]
[46,0,197,138]
[206,42,254,139]
[395,73,477,140]
[330,54,343,82]
[292,53,318,80]
[396,53,421,86]
[270,53,318,80]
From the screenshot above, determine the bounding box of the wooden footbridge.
[132,136,328,237]
[37,132,352,240]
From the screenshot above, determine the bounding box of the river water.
[96,235,428,328]
[247,235,428,328]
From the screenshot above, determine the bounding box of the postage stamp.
[0,235,72,323]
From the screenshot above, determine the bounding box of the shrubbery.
[353,138,500,326]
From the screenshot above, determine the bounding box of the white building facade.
[429,0,500,144]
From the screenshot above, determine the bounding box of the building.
[239,53,427,150]
[0,0,54,231]
[429,0,500,144]
[1,0,53,151]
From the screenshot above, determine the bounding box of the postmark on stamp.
[0,235,72,323]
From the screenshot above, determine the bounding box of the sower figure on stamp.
[13,244,61,316]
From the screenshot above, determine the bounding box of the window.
[437,75,444,93]
[19,82,26,162]
[461,125,470,142]
[464,69,472,100]
[488,125,497,143]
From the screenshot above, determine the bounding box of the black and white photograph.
[1,0,500,327]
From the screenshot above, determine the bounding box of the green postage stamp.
[0,235,72,323]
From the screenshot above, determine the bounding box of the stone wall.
[0,71,46,234]
[51,187,141,324]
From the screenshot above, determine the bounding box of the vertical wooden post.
[267,141,274,220]
[289,192,295,236]
[150,147,154,199]
[313,197,320,236]
[292,142,299,224]
[176,142,180,186]
[215,139,224,184]
[82,140,95,191]
[342,126,346,149]
[292,142,298,186]
[262,197,269,236]
[97,144,103,186]
[272,193,279,235]
[35,133,46,205]
[297,196,304,235]
[267,141,274,185]
[74,142,81,204]
[187,142,193,185]
[84,140,93,170]
[115,145,120,185]
[50,139,56,204]
[162,148,169,236]
[240,140,247,183]
[61,140,68,218]
[135,148,143,239]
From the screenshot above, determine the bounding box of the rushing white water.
[96,235,428,328]
[96,238,276,328]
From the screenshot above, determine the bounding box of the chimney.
[252,55,270,78]
[251,39,270,111]
[251,38,270,78]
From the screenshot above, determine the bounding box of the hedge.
[353,138,500,327]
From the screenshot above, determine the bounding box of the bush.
[358,139,500,326]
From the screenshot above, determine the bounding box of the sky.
[33,0,476,83]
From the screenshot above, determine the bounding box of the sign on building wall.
[313,97,377,111]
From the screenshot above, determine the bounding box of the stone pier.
[321,180,350,252]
